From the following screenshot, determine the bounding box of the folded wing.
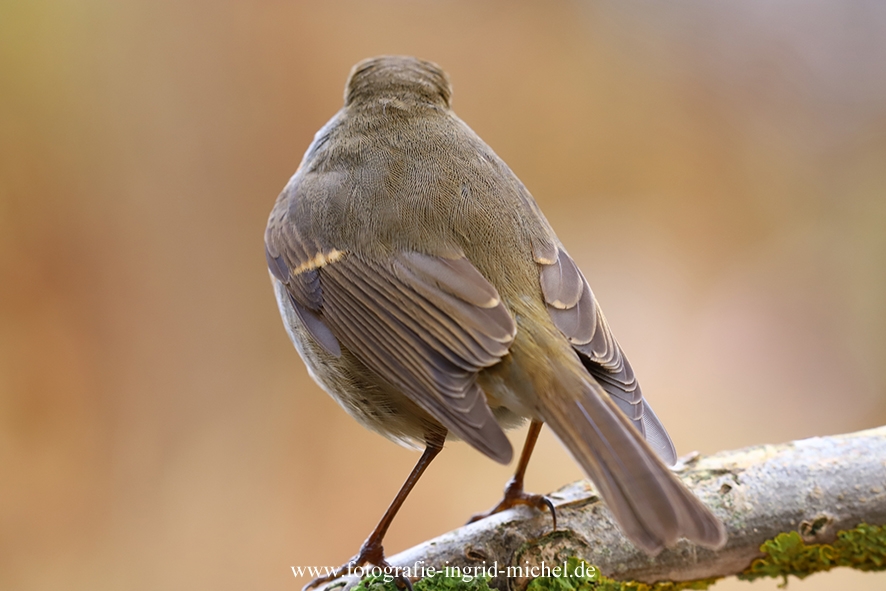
[536,244,677,464]
[266,227,517,464]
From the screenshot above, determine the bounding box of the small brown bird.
[265,56,726,587]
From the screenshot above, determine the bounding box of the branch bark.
[329,427,886,589]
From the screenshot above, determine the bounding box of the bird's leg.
[303,431,445,591]
[467,420,556,530]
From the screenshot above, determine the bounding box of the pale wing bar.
[267,241,517,464]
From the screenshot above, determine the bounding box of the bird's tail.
[538,365,726,553]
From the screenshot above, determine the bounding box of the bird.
[265,55,726,589]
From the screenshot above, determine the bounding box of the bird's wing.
[535,243,677,465]
[266,222,516,464]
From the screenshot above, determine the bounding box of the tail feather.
[539,373,726,553]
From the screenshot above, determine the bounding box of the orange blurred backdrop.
[1,2,884,590]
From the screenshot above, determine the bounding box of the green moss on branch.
[738,523,886,585]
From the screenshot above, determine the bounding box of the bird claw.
[467,477,557,531]
[301,541,413,591]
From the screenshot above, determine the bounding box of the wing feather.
[539,247,677,465]
[265,221,516,464]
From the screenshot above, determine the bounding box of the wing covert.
[266,219,517,464]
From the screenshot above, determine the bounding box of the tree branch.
[325,427,886,589]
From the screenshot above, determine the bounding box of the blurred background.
[2,1,885,590]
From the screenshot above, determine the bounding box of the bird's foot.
[467,476,557,530]
[302,538,413,591]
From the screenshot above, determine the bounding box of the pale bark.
[327,427,886,589]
